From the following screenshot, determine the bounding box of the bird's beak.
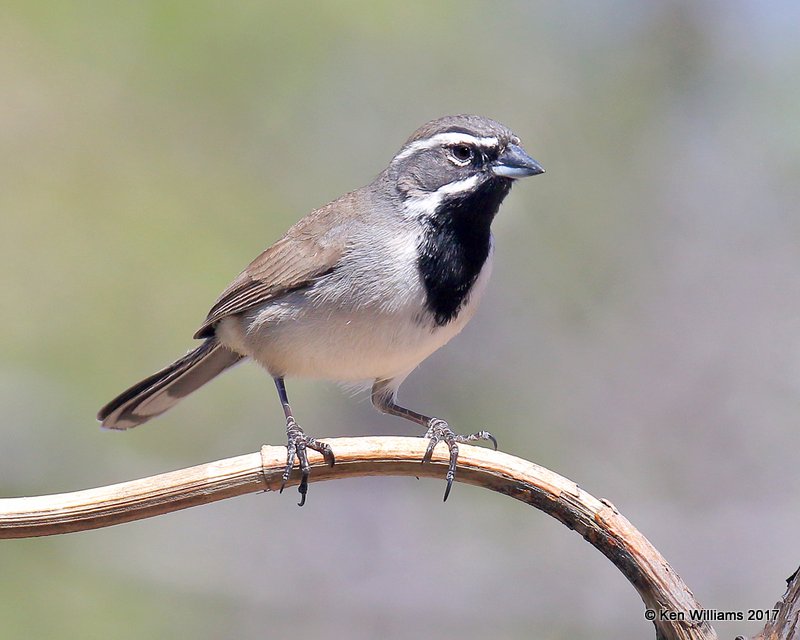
[491,144,545,179]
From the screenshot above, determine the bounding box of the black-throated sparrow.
[98,114,544,504]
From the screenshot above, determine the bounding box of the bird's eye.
[448,144,474,165]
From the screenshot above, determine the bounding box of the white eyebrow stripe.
[393,133,499,163]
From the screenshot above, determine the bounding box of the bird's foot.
[280,418,335,506]
[422,418,498,502]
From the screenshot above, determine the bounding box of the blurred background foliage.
[2,1,800,638]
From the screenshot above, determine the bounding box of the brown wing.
[193,196,354,339]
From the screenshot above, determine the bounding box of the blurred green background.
[3,1,800,638]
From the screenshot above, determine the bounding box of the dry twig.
[0,436,795,639]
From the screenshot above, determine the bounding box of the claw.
[468,429,497,451]
[318,442,336,467]
[280,417,334,506]
[443,439,459,502]
[422,434,439,464]
[443,476,454,502]
[421,419,498,501]
[297,474,308,507]
[279,428,298,494]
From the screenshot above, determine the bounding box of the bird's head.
[386,114,544,220]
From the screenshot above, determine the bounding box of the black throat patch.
[417,178,512,326]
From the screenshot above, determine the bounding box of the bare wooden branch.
[753,568,800,640]
[0,436,720,639]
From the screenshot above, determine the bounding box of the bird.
[98,114,544,505]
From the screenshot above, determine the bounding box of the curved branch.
[0,436,715,640]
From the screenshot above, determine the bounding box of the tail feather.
[97,340,243,430]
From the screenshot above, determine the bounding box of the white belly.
[216,247,493,383]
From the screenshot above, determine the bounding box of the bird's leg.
[274,377,335,506]
[371,380,497,501]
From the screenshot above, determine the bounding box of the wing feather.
[193,195,356,339]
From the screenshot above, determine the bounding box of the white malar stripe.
[437,173,480,196]
[393,133,499,163]
[403,175,480,219]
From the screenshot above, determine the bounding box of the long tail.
[97,339,244,430]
